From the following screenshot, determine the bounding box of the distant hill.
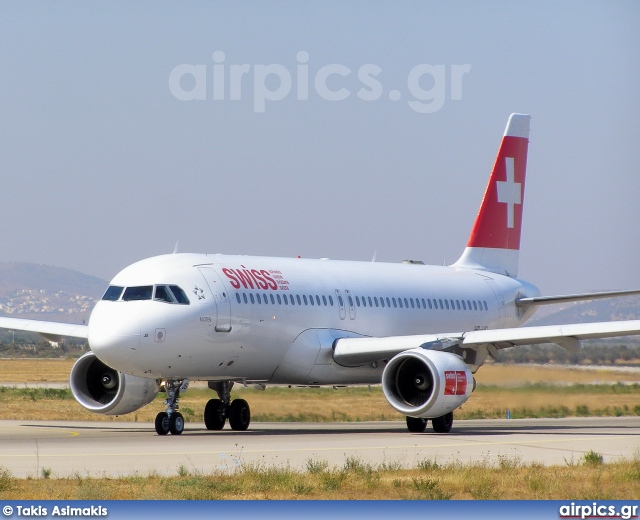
[0,262,107,323]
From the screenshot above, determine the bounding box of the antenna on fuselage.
[371,250,377,262]
[173,241,179,254]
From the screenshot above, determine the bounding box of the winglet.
[453,113,531,277]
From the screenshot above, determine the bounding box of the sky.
[0,1,638,295]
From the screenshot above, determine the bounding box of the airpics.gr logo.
[169,51,471,113]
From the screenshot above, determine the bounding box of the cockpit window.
[154,285,173,303]
[169,285,190,304]
[122,286,153,301]
[102,286,124,301]
[152,285,190,305]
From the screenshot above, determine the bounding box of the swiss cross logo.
[444,371,467,396]
[496,156,521,229]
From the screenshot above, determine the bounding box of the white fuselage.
[88,253,540,385]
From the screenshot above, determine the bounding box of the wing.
[333,319,640,368]
[0,317,88,342]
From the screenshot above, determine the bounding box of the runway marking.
[1,434,635,459]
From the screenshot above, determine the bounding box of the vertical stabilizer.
[452,113,531,277]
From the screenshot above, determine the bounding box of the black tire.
[432,412,453,433]
[169,412,185,435]
[204,399,226,430]
[155,412,170,435]
[228,399,250,431]
[406,416,428,433]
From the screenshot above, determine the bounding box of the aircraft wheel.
[204,399,226,430]
[228,399,250,431]
[432,412,453,433]
[155,412,170,435]
[169,412,185,435]
[406,416,428,433]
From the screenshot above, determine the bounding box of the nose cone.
[88,301,141,369]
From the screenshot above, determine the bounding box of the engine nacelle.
[382,349,473,419]
[70,352,159,415]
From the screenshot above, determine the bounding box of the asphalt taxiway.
[1,417,639,478]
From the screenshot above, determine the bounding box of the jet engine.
[382,349,473,418]
[70,352,159,415]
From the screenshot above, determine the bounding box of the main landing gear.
[406,412,454,434]
[155,379,189,436]
[204,381,251,432]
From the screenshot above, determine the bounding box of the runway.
[1,417,639,478]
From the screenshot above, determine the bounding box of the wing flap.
[0,317,89,341]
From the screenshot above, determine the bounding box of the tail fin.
[453,113,531,277]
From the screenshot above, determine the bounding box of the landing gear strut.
[205,381,251,431]
[155,379,189,436]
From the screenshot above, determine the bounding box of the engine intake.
[382,349,473,418]
[70,352,159,415]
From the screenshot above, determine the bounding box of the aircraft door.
[198,267,232,332]
[345,290,356,320]
[335,289,346,320]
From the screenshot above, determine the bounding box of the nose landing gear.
[155,379,188,436]
[205,381,251,431]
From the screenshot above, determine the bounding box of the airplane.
[1,113,639,436]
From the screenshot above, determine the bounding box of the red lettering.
[222,268,241,289]
[236,270,255,289]
[261,270,278,290]
[251,269,269,290]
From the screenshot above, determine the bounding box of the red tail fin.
[453,114,530,277]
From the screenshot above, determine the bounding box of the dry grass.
[1,455,639,499]
[0,358,75,383]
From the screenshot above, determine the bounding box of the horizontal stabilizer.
[516,289,640,308]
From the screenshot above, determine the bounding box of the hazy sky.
[0,1,638,295]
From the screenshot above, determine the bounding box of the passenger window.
[445,300,449,310]
[360,297,365,307]
[427,299,433,309]
[348,295,354,307]
[250,294,255,304]
[322,295,327,306]
[462,300,466,310]
[404,298,409,308]
[386,297,391,307]
[483,301,488,311]
[356,296,361,307]
[102,286,124,301]
[277,294,282,304]
[243,293,248,304]
[123,286,153,301]
[473,301,477,310]
[236,293,241,304]
[392,298,397,308]
[367,297,372,307]
[415,299,419,309]
[338,295,344,306]
[270,294,276,304]
[316,295,321,306]
[329,295,334,306]
[375,297,380,307]
[256,294,262,304]
[456,300,460,310]
[283,294,289,305]
[398,298,403,309]
[297,295,302,305]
